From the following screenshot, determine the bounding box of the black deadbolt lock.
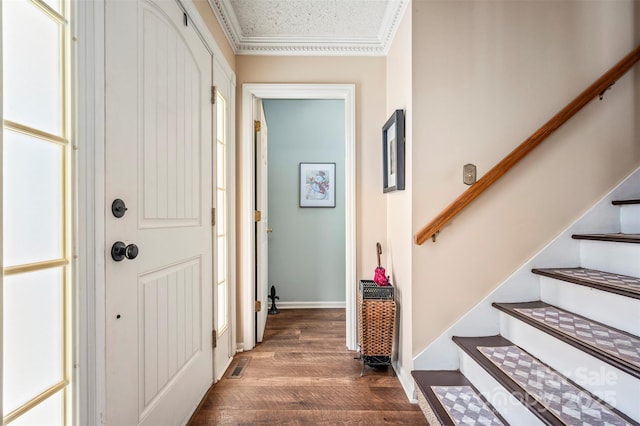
[112,199,128,218]
[111,241,139,261]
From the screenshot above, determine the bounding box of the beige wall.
[235,56,387,340]
[193,0,236,70]
[194,0,640,371]
[385,7,413,381]
[410,0,639,354]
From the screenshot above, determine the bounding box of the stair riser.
[415,389,442,426]
[579,240,640,277]
[499,313,640,422]
[458,349,543,425]
[620,205,640,233]
[539,277,640,336]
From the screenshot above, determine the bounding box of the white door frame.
[212,55,237,382]
[240,84,357,351]
[74,0,107,423]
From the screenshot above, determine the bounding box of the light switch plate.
[463,164,476,185]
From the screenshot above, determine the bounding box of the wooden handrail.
[415,45,640,245]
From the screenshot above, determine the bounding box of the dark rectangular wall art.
[382,109,405,192]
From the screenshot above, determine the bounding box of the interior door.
[105,1,213,424]
[255,98,269,342]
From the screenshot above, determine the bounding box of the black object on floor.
[268,285,280,314]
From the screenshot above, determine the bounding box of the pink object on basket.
[374,243,390,286]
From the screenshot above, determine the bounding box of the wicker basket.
[360,299,396,356]
[358,280,396,357]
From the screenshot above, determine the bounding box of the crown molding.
[208,0,408,57]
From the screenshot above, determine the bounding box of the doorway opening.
[262,99,346,310]
[239,84,356,352]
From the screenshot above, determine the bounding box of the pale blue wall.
[262,99,345,303]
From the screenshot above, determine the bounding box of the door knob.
[111,241,139,261]
[266,228,273,233]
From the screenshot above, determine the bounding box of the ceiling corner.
[208,0,409,57]
[208,0,240,55]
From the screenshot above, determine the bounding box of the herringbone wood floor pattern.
[188,309,425,425]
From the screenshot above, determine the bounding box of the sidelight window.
[2,0,71,424]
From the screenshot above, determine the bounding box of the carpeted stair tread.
[493,301,640,379]
[411,370,508,426]
[572,233,640,244]
[532,267,640,300]
[453,335,635,425]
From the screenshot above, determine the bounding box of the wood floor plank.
[188,309,424,425]
[189,409,427,425]
[200,387,416,411]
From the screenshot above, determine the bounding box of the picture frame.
[299,162,336,208]
[382,109,405,193]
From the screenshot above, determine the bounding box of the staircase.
[412,195,640,425]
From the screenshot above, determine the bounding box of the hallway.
[188,309,425,425]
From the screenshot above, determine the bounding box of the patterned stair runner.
[513,305,640,369]
[431,386,505,426]
[532,267,640,299]
[478,345,632,426]
[412,370,510,426]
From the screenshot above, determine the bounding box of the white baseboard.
[394,361,418,403]
[277,301,346,309]
[215,356,235,382]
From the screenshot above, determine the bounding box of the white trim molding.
[0,0,5,417]
[74,0,106,423]
[277,301,347,310]
[208,0,408,56]
[240,84,357,351]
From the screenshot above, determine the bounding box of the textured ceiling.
[208,0,408,56]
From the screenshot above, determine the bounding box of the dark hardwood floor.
[188,309,426,425]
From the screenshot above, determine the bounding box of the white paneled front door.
[105,0,213,424]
